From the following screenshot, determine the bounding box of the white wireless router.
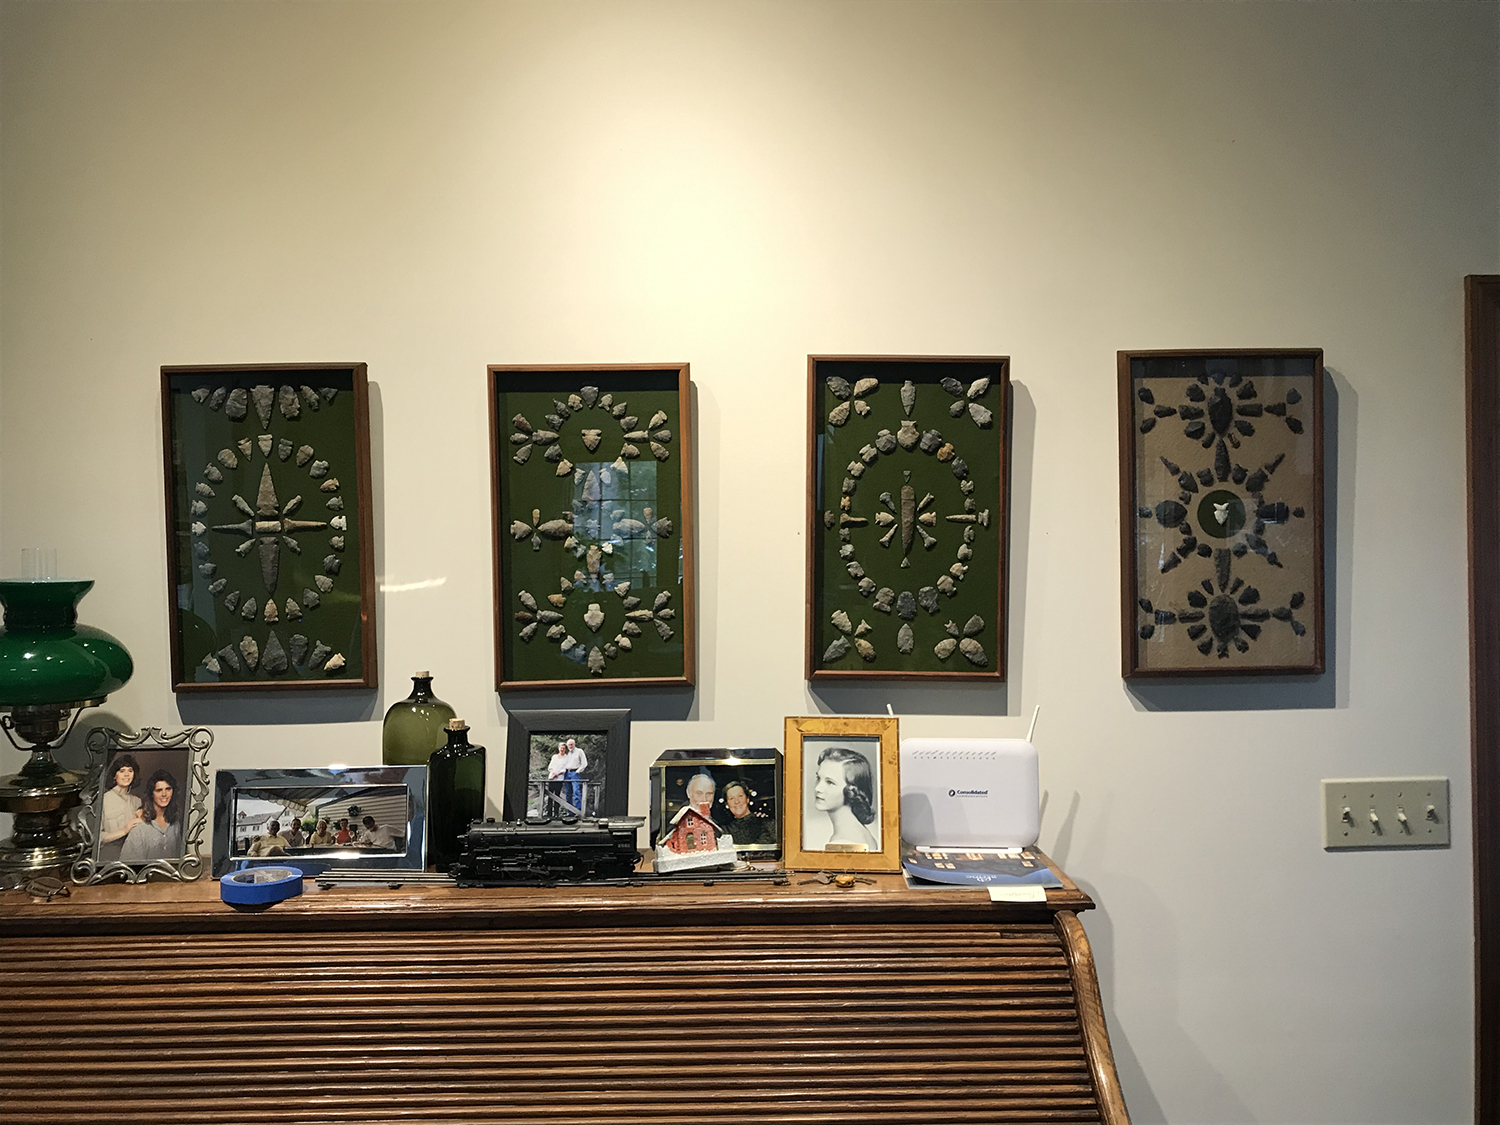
[900,717,1040,849]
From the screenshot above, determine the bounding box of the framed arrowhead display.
[489,364,695,689]
[1119,349,1324,677]
[160,363,377,691]
[806,355,1009,681]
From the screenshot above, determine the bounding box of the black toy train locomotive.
[450,816,645,886]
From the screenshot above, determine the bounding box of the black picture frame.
[502,708,632,820]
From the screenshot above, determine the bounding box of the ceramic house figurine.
[654,803,738,874]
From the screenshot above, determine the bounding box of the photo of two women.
[96,747,191,866]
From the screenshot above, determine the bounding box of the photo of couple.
[652,755,781,857]
[526,732,608,819]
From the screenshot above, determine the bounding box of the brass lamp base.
[0,768,89,888]
[0,702,98,888]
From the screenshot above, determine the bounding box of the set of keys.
[797,872,875,888]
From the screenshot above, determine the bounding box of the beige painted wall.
[2,1,1494,1120]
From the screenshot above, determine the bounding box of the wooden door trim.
[1467,274,1500,1125]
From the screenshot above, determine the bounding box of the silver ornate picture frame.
[71,726,212,884]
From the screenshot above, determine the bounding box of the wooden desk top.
[0,849,1091,936]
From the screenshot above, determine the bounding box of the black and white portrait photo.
[799,736,881,853]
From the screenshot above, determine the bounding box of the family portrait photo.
[229,783,410,858]
[95,745,192,866]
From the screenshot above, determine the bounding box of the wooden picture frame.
[1119,349,1325,677]
[782,715,901,873]
[160,363,377,691]
[501,708,632,821]
[489,365,695,690]
[805,356,1009,681]
[71,726,212,885]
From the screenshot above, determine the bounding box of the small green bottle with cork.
[381,671,455,765]
[428,718,486,871]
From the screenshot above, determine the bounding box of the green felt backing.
[167,369,366,684]
[494,370,687,685]
[810,359,1005,676]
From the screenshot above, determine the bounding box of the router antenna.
[1026,705,1040,743]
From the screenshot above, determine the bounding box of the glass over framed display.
[648,748,781,859]
[489,365,695,689]
[210,766,427,877]
[806,356,1008,681]
[160,364,377,691]
[72,726,212,885]
[1119,350,1324,676]
[782,716,900,873]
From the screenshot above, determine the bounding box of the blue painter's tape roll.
[220,866,304,907]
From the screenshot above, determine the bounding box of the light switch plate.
[1322,777,1449,849]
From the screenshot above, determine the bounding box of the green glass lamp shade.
[0,580,133,707]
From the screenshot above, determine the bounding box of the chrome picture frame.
[648,748,782,859]
[210,766,427,877]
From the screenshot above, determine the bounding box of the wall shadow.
[807,679,1008,717]
[685,378,708,724]
[177,691,380,727]
[496,686,697,724]
[1125,366,1351,713]
[172,377,390,729]
[367,379,388,716]
[1005,380,1034,715]
[1071,884,1169,1125]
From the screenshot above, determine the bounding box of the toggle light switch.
[1323,778,1450,850]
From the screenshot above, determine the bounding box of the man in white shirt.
[559,738,588,815]
[357,816,402,851]
[546,741,569,815]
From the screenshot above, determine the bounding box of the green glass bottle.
[428,718,486,872]
[381,671,456,766]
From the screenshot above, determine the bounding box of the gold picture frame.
[782,716,900,872]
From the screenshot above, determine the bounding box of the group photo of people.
[229,784,409,858]
[96,747,193,866]
[653,759,780,855]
